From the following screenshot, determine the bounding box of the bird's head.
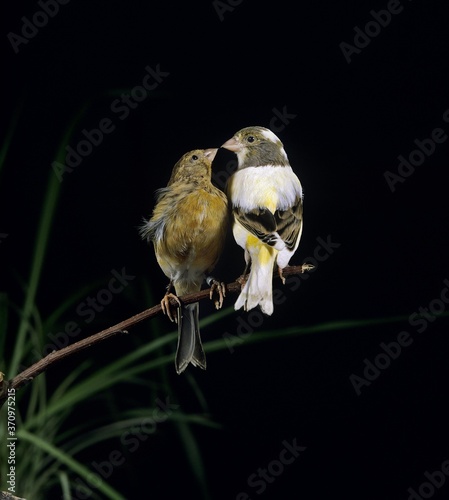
[168,148,217,185]
[221,126,290,169]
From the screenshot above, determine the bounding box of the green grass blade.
[10,106,88,377]
[0,98,24,178]
[0,292,8,363]
[28,334,176,425]
[51,360,92,403]
[58,471,72,500]
[185,371,210,413]
[18,429,126,500]
[42,352,175,420]
[43,280,105,331]
[198,305,235,327]
[24,361,92,431]
[204,311,449,354]
[175,419,210,500]
[9,172,60,376]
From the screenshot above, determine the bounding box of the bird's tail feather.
[235,247,276,315]
[175,302,206,374]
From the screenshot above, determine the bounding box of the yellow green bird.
[141,148,229,373]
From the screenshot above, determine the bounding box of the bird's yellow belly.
[157,191,227,275]
[233,224,277,266]
[246,234,276,265]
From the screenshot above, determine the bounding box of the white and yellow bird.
[222,126,303,315]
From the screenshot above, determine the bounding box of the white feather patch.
[234,243,276,315]
[228,166,302,211]
[260,128,282,144]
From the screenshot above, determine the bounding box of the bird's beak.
[204,148,218,161]
[221,137,241,152]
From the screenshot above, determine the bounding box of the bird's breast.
[155,187,228,274]
[228,166,302,212]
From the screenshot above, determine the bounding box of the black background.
[2,1,449,499]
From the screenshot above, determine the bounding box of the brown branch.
[0,264,313,407]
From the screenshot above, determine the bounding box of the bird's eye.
[247,136,255,143]
[191,155,198,161]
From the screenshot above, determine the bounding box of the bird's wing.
[233,206,279,246]
[234,197,303,249]
[139,187,172,242]
[273,198,303,250]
